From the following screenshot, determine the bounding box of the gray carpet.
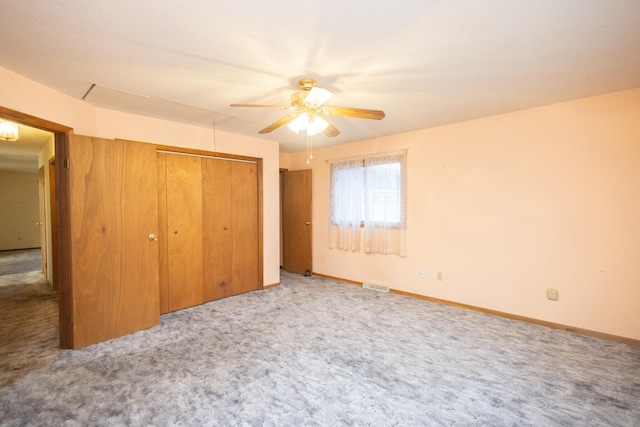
[1,272,639,426]
[0,249,41,276]
[0,271,61,388]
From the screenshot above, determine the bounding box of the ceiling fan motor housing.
[291,91,308,107]
[298,78,317,91]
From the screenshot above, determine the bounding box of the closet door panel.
[157,152,170,314]
[165,154,204,311]
[202,158,233,301]
[231,161,259,295]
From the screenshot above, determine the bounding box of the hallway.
[0,249,61,387]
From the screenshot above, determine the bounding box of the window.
[365,161,402,226]
[329,150,407,256]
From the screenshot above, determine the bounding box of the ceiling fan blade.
[324,106,385,120]
[321,116,340,137]
[258,113,299,134]
[230,103,291,109]
[304,87,334,107]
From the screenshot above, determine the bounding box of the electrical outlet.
[546,288,559,301]
[437,272,443,281]
[417,269,425,279]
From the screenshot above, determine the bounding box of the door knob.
[305,221,311,225]
[149,233,158,241]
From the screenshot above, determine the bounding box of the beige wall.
[0,171,40,251]
[284,88,640,340]
[3,64,638,340]
[1,66,281,287]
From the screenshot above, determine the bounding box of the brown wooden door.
[229,160,259,294]
[157,152,170,313]
[203,158,260,300]
[282,169,312,275]
[158,152,261,312]
[162,152,204,312]
[202,158,233,301]
[66,135,160,348]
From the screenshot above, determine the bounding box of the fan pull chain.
[306,134,314,164]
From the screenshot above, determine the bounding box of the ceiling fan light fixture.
[307,115,329,136]
[231,77,383,146]
[287,113,309,134]
[304,87,333,107]
[0,119,19,141]
[287,113,329,136]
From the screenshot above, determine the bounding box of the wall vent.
[362,281,390,293]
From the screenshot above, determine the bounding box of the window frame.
[330,156,405,229]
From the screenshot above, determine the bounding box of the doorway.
[0,106,72,350]
[0,118,56,282]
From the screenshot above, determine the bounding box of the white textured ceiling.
[1,0,639,157]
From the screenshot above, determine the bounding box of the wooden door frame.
[279,168,286,270]
[48,159,58,291]
[38,166,47,274]
[0,106,73,348]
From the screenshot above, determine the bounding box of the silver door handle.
[149,233,158,241]
[305,221,311,225]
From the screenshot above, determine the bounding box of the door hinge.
[68,315,74,325]
[64,158,71,168]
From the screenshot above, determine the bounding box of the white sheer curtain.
[329,150,407,256]
[363,151,407,256]
[329,157,363,251]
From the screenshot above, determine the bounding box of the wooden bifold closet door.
[157,152,260,314]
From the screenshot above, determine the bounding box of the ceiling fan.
[230,78,385,138]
